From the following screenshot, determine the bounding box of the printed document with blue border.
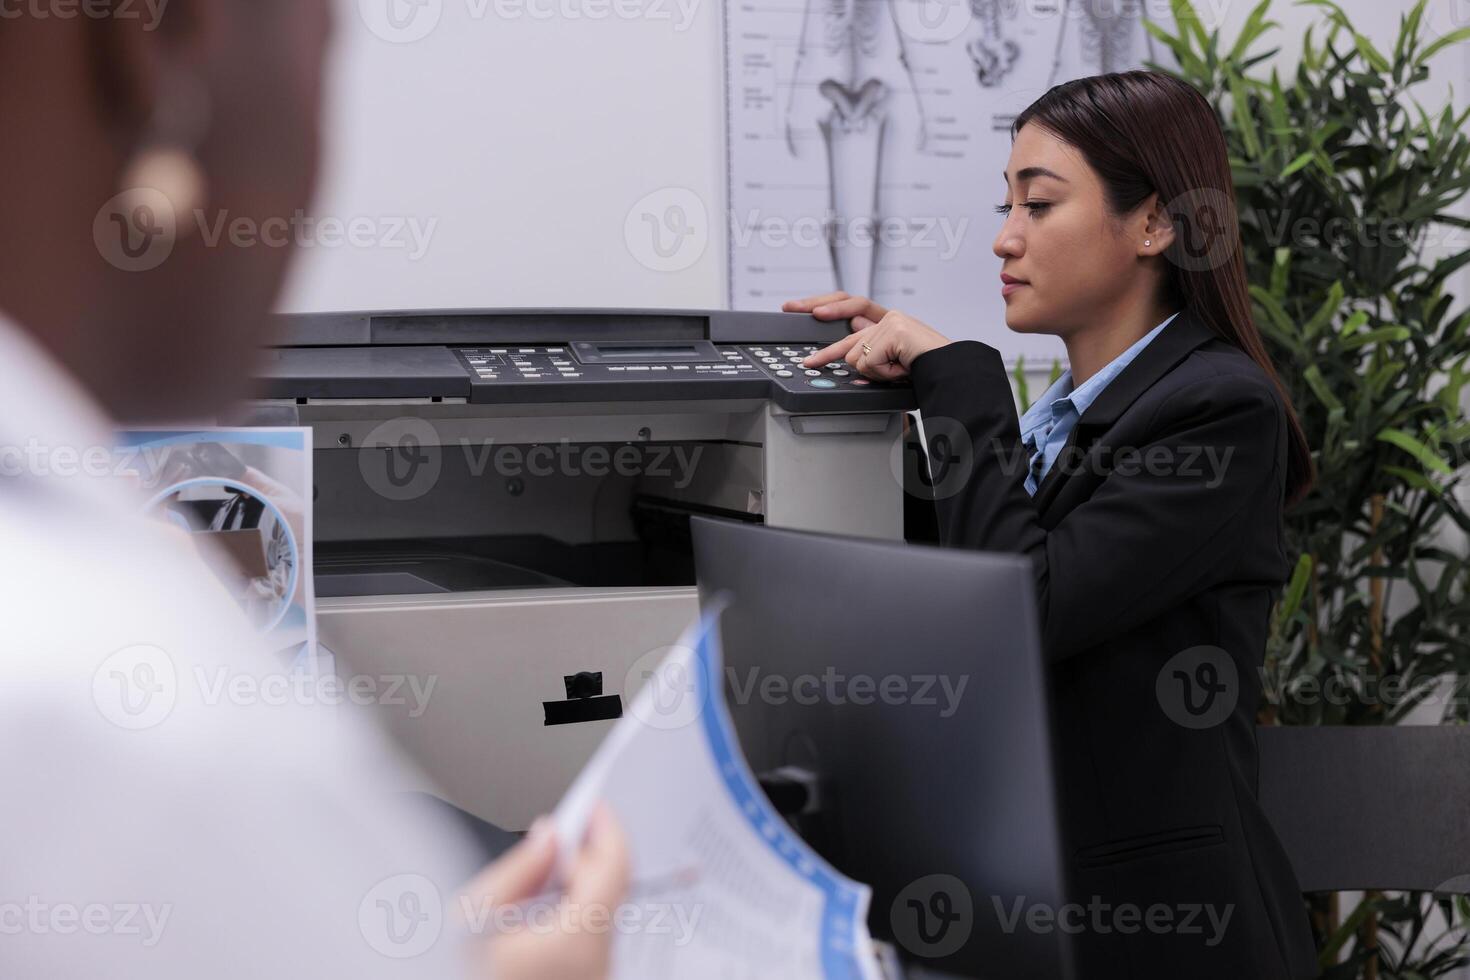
[554,604,881,978]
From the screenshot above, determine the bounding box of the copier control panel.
[263,309,916,413]
[452,341,900,407]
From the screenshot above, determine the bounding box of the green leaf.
[1227,72,1262,158]
[1377,427,1455,477]
[1012,355,1031,412]
[1145,17,1207,79]
[1270,247,1291,297]
[1425,247,1470,293]
[1341,326,1412,350]
[1394,0,1426,69]
[1318,894,1381,967]
[1367,361,1406,398]
[1303,281,1346,338]
[1250,286,1301,352]
[1280,150,1315,177]
[1352,32,1392,73]
[1419,26,1470,64]
[1169,0,1211,52]
[1276,553,1314,625]
[1336,309,1369,337]
[1240,47,1283,72]
[1303,365,1343,413]
[1297,0,1350,29]
[1228,0,1277,62]
[1300,23,1318,71]
[1382,465,1445,496]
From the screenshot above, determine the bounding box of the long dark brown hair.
[1012,69,1314,506]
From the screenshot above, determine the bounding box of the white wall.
[281,0,727,312]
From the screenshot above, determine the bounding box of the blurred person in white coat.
[0,2,626,978]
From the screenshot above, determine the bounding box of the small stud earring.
[120,147,207,226]
[118,71,211,238]
[1144,240,1151,247]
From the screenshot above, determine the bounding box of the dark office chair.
[1257,725,1470,894]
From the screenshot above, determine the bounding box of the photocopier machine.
[249,308,920,830]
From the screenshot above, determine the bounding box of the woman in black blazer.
[787,70,1319,979]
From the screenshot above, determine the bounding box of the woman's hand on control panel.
[783,293,951,381]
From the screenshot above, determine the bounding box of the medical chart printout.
[554,605,882,979]
[723,0,1177,365]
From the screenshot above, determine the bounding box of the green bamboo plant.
[1143,1,1470,976]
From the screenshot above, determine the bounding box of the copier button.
[776,370,794,378]
[832,369,850,377]
[807,378,837,389]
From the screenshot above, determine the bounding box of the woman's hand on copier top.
[783,292,951,381]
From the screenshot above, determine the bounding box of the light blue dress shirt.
[1018,311,1182,495]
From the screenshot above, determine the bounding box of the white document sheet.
[554,604,882,980]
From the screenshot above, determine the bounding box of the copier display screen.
[595,345,698,358]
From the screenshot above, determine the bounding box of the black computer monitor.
[691,517,1072,979]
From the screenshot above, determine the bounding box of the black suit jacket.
[909,307,1318,979]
